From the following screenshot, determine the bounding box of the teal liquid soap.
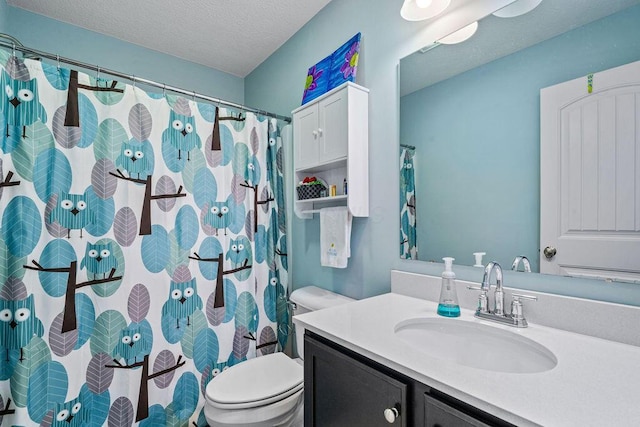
[438,258,460,317]
[437,303,461,317]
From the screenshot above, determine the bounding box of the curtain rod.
[0,38,291,123]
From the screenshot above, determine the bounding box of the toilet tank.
[290,286,354,359]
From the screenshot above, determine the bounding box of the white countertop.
[293,293,640,426]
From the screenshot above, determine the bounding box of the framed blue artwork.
[301,33,362,105]
[327,32,361,91]
[301,55,332,105]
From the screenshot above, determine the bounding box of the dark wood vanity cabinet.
[304,332,514,427]
[304,332,408,426]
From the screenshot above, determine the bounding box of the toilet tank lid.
[290,286,355,311]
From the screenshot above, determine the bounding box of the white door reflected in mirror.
[540,60,640,282]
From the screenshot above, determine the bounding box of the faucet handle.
[511,293,537,301]
[510,293,537,325]
[468,285,498,292]
[467,286,490,314]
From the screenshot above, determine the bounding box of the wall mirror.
[399,0,640,279]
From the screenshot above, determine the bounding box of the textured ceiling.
[7,0,333,77]
[401,0,640,96]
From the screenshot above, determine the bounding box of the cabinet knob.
[318,127,323,136]
[312,130,318,138]
[383,406,400,423]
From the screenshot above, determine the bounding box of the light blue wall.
[402,5,640,273]
[0,1,7,32]
[246,0,640,306]
[246,0,417,299]
[2,2,244,103]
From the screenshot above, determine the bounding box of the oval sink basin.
[394,318,557,374]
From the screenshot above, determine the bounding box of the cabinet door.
[305,334,407,426]
[424,394,495,427]
[294,103,319,170]
[318,89,348,163]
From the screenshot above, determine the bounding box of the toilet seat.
[204,388,303,427]
[208,382,304,410]
[205,353,303,410]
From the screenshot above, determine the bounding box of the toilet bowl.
[204,286,354,427]
[204,352,304,426]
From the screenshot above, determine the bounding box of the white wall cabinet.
[294,87,348,170]
[292,82,369,219]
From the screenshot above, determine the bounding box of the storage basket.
[296,183,326,200]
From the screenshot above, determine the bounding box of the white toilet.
[204,286,354,427]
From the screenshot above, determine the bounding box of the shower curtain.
[400,147,417,259]
[0,53,288,426]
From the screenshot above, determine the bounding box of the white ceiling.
[7,0,333,77]
[400,0,640,96]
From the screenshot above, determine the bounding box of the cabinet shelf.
[297,195,348,205]
[295,195,349,217]
[295,157,347,174]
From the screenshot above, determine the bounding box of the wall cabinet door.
[294,103,320,170]
[318,88,348,163]
[305,334,407,426]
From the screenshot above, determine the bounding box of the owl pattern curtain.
[0,53,288,426]
[400,146,417,260]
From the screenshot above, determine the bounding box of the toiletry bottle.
[473,252,486,267]
[437,257,461,317]
[343,178,347,195]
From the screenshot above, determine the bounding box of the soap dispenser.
[437,257,460,317]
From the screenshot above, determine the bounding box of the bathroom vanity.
[305,332,512,426]
[293,274,640,426]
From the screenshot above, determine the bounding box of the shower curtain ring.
[56,54,60,71]
[192,91,196,101]
[11,42,15,57]
[96,66,100,81]
[132,75,136,87]
[162,84,166,97]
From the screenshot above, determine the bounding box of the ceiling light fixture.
[493,0,543,18]
[401,0,451,21]
[438,21,478,44]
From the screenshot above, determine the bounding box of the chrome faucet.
[481,261,504,315]
[468,261,537,328]
[512,256,531,272]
